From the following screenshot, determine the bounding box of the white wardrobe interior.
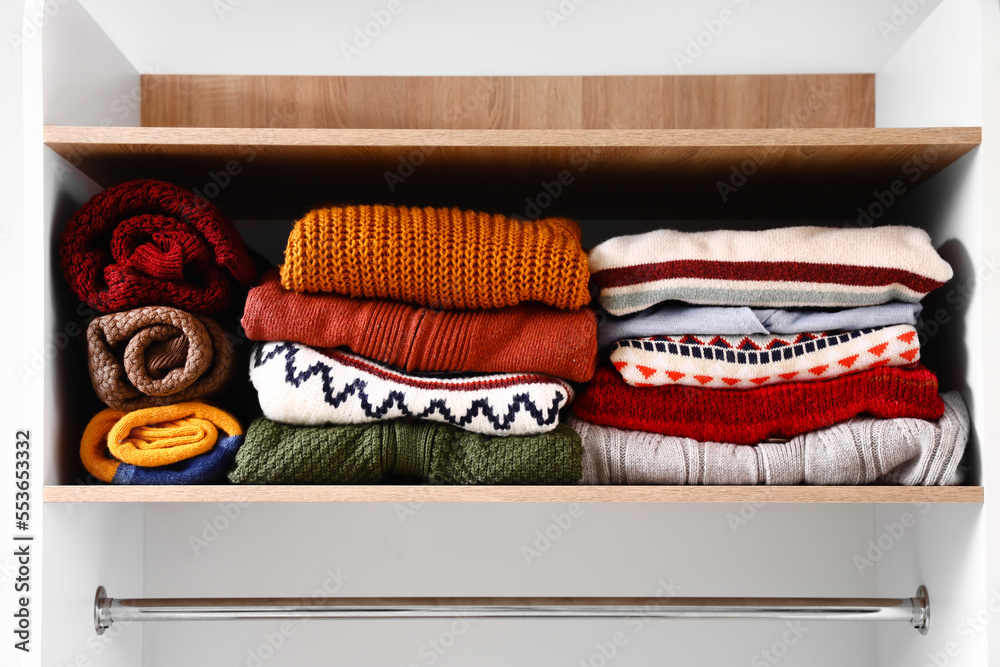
[34,1,995,665]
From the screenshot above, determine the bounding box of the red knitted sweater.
[60,179,256,314]
[573,364,945,445]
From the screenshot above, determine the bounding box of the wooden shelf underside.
[43,485,984,504]
[44,126,981,219]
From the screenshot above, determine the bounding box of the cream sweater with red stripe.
[589,226,953,316]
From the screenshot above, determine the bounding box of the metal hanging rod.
[94,585,929,635]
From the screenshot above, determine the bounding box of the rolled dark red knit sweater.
[241,270,598,382]
[573,364,945,445]
[60,179,257,314]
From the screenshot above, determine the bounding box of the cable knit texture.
[573,364,944,445]
[243,270,597,381]
[571,391,967,485]
[80,402,243,484]
[279,204,590,310]
[251,342,574,436]
[589,226,953,315]
[60,179,257,314]
[229,418,582,485]
[610,325,920,389]
[87,306,234,410]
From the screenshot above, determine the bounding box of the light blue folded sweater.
[597,303,922,349]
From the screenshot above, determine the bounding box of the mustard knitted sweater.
[279,205,591,310]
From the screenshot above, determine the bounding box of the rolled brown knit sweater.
[242,270,598,382]
[87,306,234,410]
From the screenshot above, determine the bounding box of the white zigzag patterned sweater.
[609,325,919,389]
[250,342,574,436]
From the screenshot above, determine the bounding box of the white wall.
[75,0,942,76]
[42,504,144,667]
[143,503,878,667]
[978,1,1000,666]
[875,0,983,126]
[874,4,988,665]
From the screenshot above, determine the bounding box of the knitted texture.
[60,179,257,314]
[87,306,234,410]
[80,402,243,484]
[596,303,923,349]
[589,226,953,315]
[573,364,944,445]
[278,205,590,310]
[610,325,919,389]
[250,342,574,436]
[570,391,967,485]
[243,270,598,381]
[229,418,582,485]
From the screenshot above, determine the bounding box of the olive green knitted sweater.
[228,417,582,485]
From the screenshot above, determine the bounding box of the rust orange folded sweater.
[242,270,598,382]
[279,205,591,310]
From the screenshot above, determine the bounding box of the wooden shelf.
[44,126,981,220]
[44,485,984,504]
[42,124,984,509]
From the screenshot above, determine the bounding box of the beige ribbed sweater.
[570,392,968,486]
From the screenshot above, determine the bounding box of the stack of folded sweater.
[575,226,968,485]
[231,204,596,485]
[60,179,254,484]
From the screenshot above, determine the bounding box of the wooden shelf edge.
[43,485,984,504]
[42,125,983,148]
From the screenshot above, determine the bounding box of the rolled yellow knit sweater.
[80,402,243,483]
[279,205,591,310]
